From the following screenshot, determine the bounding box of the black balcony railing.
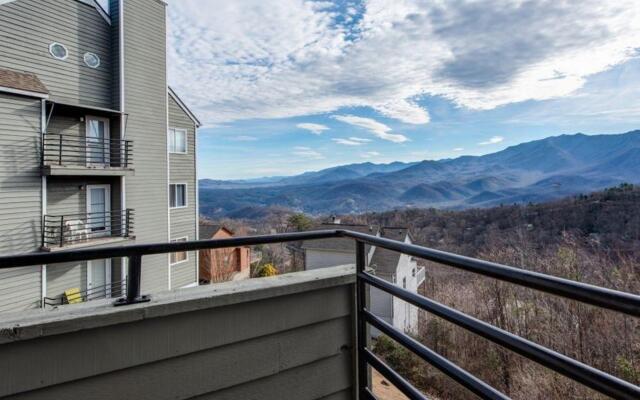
[43,279,126,306]
[1,230,639,399]
[43,133,133,168]
[42,209,134,248]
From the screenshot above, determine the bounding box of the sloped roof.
[369,227,411,276]
[301,223,379,252]
[199,224,227,240]
[0,0,111,24]
[0,68,49,98]
[169,86,202,127]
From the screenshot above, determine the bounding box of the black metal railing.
[0,229,638,399]
[43,133,133,168]
[42,209,134,248]
[43,279,126,306]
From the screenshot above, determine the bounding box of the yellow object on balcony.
[64,288,83,304]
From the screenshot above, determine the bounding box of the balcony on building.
[41,101,134,177]
[41,208,134,251]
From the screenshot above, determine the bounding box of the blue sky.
[165,0,640,180]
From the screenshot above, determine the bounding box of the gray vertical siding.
[0,268,357,400]
[0,0,113,108]
[0,94,42,254]
[122,0,170,293]
[110,0,121,109]
[46,261,87,298]
[0,93,42,313]
[168,95,197,288]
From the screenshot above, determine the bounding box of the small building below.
[199,225,251,283]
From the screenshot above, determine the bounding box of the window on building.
[402,277,406,289]
[412,268,416,277]
[168,128,187,153]
[169,184,187,208]
[170,237,188,264]
[49,42,68,60]
[83,52,101,68]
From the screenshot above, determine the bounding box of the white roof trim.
[0,0,110,25]
[0,86,49,99]
[168,87,202,127]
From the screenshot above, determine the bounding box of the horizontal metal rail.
[0,229,638,399]
[343,230,640,316]
[43,279,126,306]
[360,271,640,399]
[42,133,133,168]
[364,309,509,400]
[364,348,428,400]
[42,210,133,247]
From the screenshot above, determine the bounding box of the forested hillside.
[349,184,640,399]
[345,183,640,259]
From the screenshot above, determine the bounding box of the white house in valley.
[301,223,425,334]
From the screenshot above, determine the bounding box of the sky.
[163,0,640,180]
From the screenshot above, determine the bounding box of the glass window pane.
[170,185,176,207]
[168,129,175,153]
[178,184,185,206]
[177,131,186,152]
[171,237,188,264]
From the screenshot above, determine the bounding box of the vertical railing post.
[124,209,130,237]
[127,254,141,303]
[124,141,129,168]
[59,215,65,247]
[41,215,46,248]
[114,253,151,306]
[356,240,369,398]
[58,134,63,165]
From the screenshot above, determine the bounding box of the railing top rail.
[1,229,638,315]
[44,132,132,143]
[0,230,342,268]
[43,209,134,219]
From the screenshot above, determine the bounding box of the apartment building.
[0,0,200,313]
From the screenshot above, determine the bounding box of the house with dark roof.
[0,0,201,312]
[300,223,379,269]
[301,223,425,334]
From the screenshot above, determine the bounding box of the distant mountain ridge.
[199,130,640,218]
[200,161,417,189]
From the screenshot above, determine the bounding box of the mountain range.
[199,130,640,218]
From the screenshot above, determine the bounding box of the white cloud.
[297,123,329,135]
[478,136,504,146]
[229,135,259,141]
[332,115,409,143]
[331,138,360,146]
[293,146,324,159]
[349,137,371,142]
[361,151,381,158]
[168,0,640,125]
[453,147,464,151]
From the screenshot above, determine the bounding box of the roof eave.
[168,86,202,128]
[0,86,49,99]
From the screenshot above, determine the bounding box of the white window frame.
[49,42,68,60]
[170,236,189,265]
[168,128,187,154]
[85,115,111,166]
[87,259,112,298]
[86,184,112,237]
[169,183,188,209]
